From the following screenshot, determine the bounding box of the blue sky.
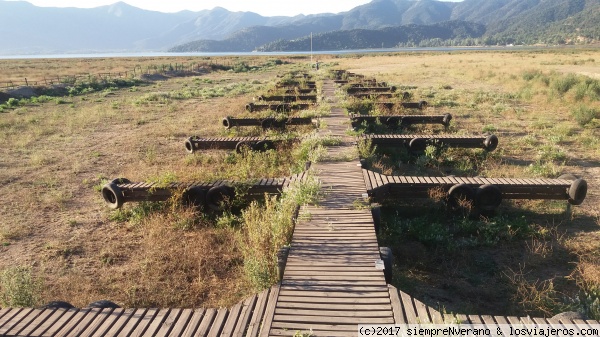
[8,0,464,17]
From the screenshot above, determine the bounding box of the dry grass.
[0,56,301,86]
[334,49,600,318]
[0,50,598,317]
[0,57,315,308]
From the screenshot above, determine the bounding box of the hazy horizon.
[4,0,465,17]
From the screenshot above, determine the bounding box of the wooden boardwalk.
[0,288,278,337]
[3,285,599,336]
[0,76,597,336]
[261,80,395,336]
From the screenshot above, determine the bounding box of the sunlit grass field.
[0,49,598,318]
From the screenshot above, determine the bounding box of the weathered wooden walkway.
[264,80,395,335]
[0,76,597,337]
[3,285,599,336]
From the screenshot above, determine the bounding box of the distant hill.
[169,19,345,52]
[256,21,486,51]
[170,0,600,52]
[484,0,600,44]
[1,0,600,55]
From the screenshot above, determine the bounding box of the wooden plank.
[428,306,444,324]
[269,322,358,332]
[232,295,258,337]
[117,308,150,336]
[492,315,514,337]
[277,296,390,305]
[176,309,205,337]
[284,257,380,263]
[103,308,138,336]
[0,308,16,322]
[0,308,23,333]
[276,302,391,311]
[90,308,127,337]
[54,308,97,337]
[454,314,469,324]
[0,308,36,336]
[141,308,171,337]
[206,308,229,337]
[150,309,182,337]
[283,271,383,278]
[182,309,211,337]
[279,285,387,292]
[282,280,385,287]
[388,286,406,324]
[270,328,356,336]
[274,308,393,318]
[399,291,418,324]
[220,303,241,337]
[271,315,392,324]
[467,314,483,324]
[506,315,523,325]
[127,308,159,336]
[31,308,76,336]
[166,309,194,337]
[573,319,594,335]
[414,298,432,323]
[246,290,269,337]
[279,290,390,298]
[77,308,115,337]
[259,284,280,337]
[368,170,379,189]
[13,309,54,336]
[362,170,373,191]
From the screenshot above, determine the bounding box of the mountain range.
[1,0,599,55]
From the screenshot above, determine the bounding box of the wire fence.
[1,59,274,90]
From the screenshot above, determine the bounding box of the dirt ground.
[0,64,291,308]
[0,50,598,317]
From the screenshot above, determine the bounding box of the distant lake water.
[0,46,538,60]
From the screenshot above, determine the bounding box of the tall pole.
[310,32,313,64]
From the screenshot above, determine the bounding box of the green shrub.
[108,202,166,225]
[522,69,543,81]
[0,266,42,307]
[240,176,320,289]
[6,97,19,108]
[526,160,561,178]
[572,105,600,126]
[381,211,532,251]
[482,124,497,133]
[232,62,251,73]
[552,74,579,94]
